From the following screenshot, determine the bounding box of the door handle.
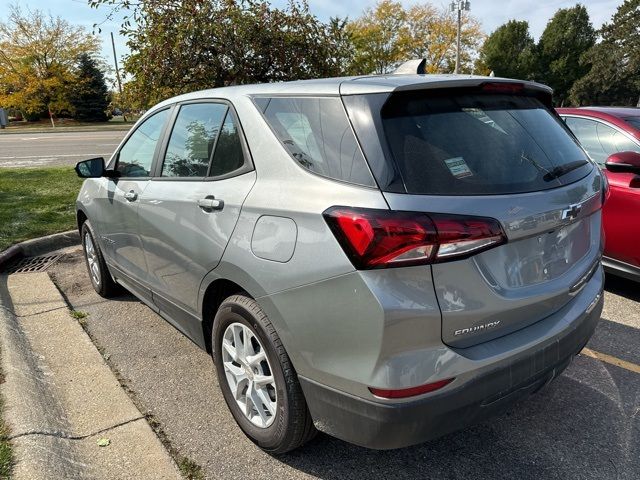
[124,190,138,202]
[197,196,224,212]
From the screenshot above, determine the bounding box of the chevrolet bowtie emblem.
[561,203,582,220]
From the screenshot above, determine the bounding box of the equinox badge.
[454,320,501,336]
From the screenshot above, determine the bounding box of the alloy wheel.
[221,322,277,428]
[84,232,101,287]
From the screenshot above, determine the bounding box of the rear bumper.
[300,288,603,450]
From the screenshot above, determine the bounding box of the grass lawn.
[0,167,83,251]
[2,116,140,134]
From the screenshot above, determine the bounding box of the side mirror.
[605,151,640,174]
[75,157,106,178]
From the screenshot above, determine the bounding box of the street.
[0,130,127,168]
[49,248,640,480]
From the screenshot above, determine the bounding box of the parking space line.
[581,348,640,374]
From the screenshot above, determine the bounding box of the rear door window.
[210,110,245,177]
[381,92,592,195]
[257,97,375,187]
[161,103,227,177]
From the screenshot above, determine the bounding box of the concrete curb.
[0,230,80,271]
[0,272,182,479]
[0,276,81,477]
[18,230,80,256]
[0,245,22,272]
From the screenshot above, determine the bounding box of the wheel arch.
[201,278,248,353]
[76,208,88,232]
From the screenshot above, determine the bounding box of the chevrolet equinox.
[75,74,605,453]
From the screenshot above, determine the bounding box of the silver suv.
[75,75,605,453]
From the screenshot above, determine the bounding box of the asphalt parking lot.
[49,247,640,480]
[0,130,126,168]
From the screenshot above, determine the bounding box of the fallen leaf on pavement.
[96,438,110,447]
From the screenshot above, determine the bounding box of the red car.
[557,107,640,282]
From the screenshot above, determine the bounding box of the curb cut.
[0,230,80,271]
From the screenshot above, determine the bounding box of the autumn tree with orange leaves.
[0,5,101,124]
[346,0,484,75]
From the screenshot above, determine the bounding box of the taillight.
[481,82,525,94]
[323,207,506,269]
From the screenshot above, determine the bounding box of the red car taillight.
[323,207,506,269]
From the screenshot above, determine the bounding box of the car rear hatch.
[343,79,604,348]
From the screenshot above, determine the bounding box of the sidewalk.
[0,271,181,479]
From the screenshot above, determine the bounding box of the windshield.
[381,92,592,195]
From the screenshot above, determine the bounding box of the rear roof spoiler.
[341,65,553,107]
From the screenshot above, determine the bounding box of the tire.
[81,220,120,298]
[212,294,316,454]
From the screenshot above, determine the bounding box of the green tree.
[570,0,640,106]
[70,54,110,122]
[90,0,351,107]
[537,4,595,106]
[0,5,100,124]
[477,20,536,79]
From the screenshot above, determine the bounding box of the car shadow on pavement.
[108,292,140,302]
[604,274,640,302]
[276,328,639,480]
[48,249,638,479]
[588,317,639,366]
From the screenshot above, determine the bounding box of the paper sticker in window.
[444,157,473,178]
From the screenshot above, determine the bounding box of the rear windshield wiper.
[543,160,588,182]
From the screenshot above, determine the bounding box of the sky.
[0,0,623,84]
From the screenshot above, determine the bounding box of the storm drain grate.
[2,254,64,274]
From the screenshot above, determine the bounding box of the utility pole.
[110,32,127,122]
[450,1,470,74]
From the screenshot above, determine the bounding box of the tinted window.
[565,116,640,164]
[382,93,591,195]
[596,121,640,156]
[210,111,245,177]
[624,117,640,131]
[117,109,169,177]
[162,103,227,177]
[259,97,375,187]
[564,117,608,164]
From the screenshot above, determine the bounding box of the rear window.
[257,97,375,187]
[381,92,592,195]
